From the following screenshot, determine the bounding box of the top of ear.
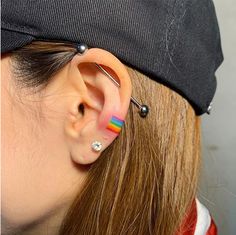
[62,48,132,165]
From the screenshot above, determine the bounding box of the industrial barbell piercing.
[76,43,89,54]
[75,43,149,118]
[94,63,149,117]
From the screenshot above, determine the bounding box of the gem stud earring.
[91,141,102,152]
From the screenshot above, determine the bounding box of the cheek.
[1,83,67,229]
[1,60,83,231]
[1,89,43,227]
[0,59,68,229]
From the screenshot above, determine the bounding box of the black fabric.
[1,29,35,53]
[1,0,224,115]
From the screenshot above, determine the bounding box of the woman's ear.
[64,48,132,165]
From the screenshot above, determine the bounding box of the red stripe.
[175,200,197,235]
[175,200,217,235]
[207,218,217,235]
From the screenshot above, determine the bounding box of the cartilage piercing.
[106,115,124,134]
[76,43,149,118]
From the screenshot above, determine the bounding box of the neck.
[2,202,70,235]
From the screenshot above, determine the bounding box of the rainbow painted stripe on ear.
[106,115,124,134]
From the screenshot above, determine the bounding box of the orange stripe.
[107,124,121,133]
[108,123,121,130]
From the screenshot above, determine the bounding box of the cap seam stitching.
[1,20,37,35]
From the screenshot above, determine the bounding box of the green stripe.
[110,119,123,127]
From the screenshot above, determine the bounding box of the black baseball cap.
[1,0,224,115]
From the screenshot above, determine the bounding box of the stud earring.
[91,141,103,152]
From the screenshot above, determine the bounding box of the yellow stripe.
[107,123,121,133]
[108,123,121,130]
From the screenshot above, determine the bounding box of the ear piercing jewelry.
[206,102,213,114]
[91,141,102,152]
[76,43,149,118]
[106,115,124,134]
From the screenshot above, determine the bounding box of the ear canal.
[78,103,85,115]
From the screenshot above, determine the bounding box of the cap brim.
[1,29,35,54]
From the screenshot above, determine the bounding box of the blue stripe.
[111,116,123,125]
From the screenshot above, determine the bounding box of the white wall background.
[199,0,236,234]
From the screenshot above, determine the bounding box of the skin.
[1,48,132,235]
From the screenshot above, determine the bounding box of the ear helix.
[76,43,149,118]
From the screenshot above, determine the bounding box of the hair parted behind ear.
[11,41,201,235]
[58,67,201,235]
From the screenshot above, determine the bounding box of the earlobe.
[64,48,132,165]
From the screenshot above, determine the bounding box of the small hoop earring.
[91,141,102,152]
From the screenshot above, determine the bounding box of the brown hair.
[11,41,201,235]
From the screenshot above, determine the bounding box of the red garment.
[176,199,217,235]
[207,219,217,235]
